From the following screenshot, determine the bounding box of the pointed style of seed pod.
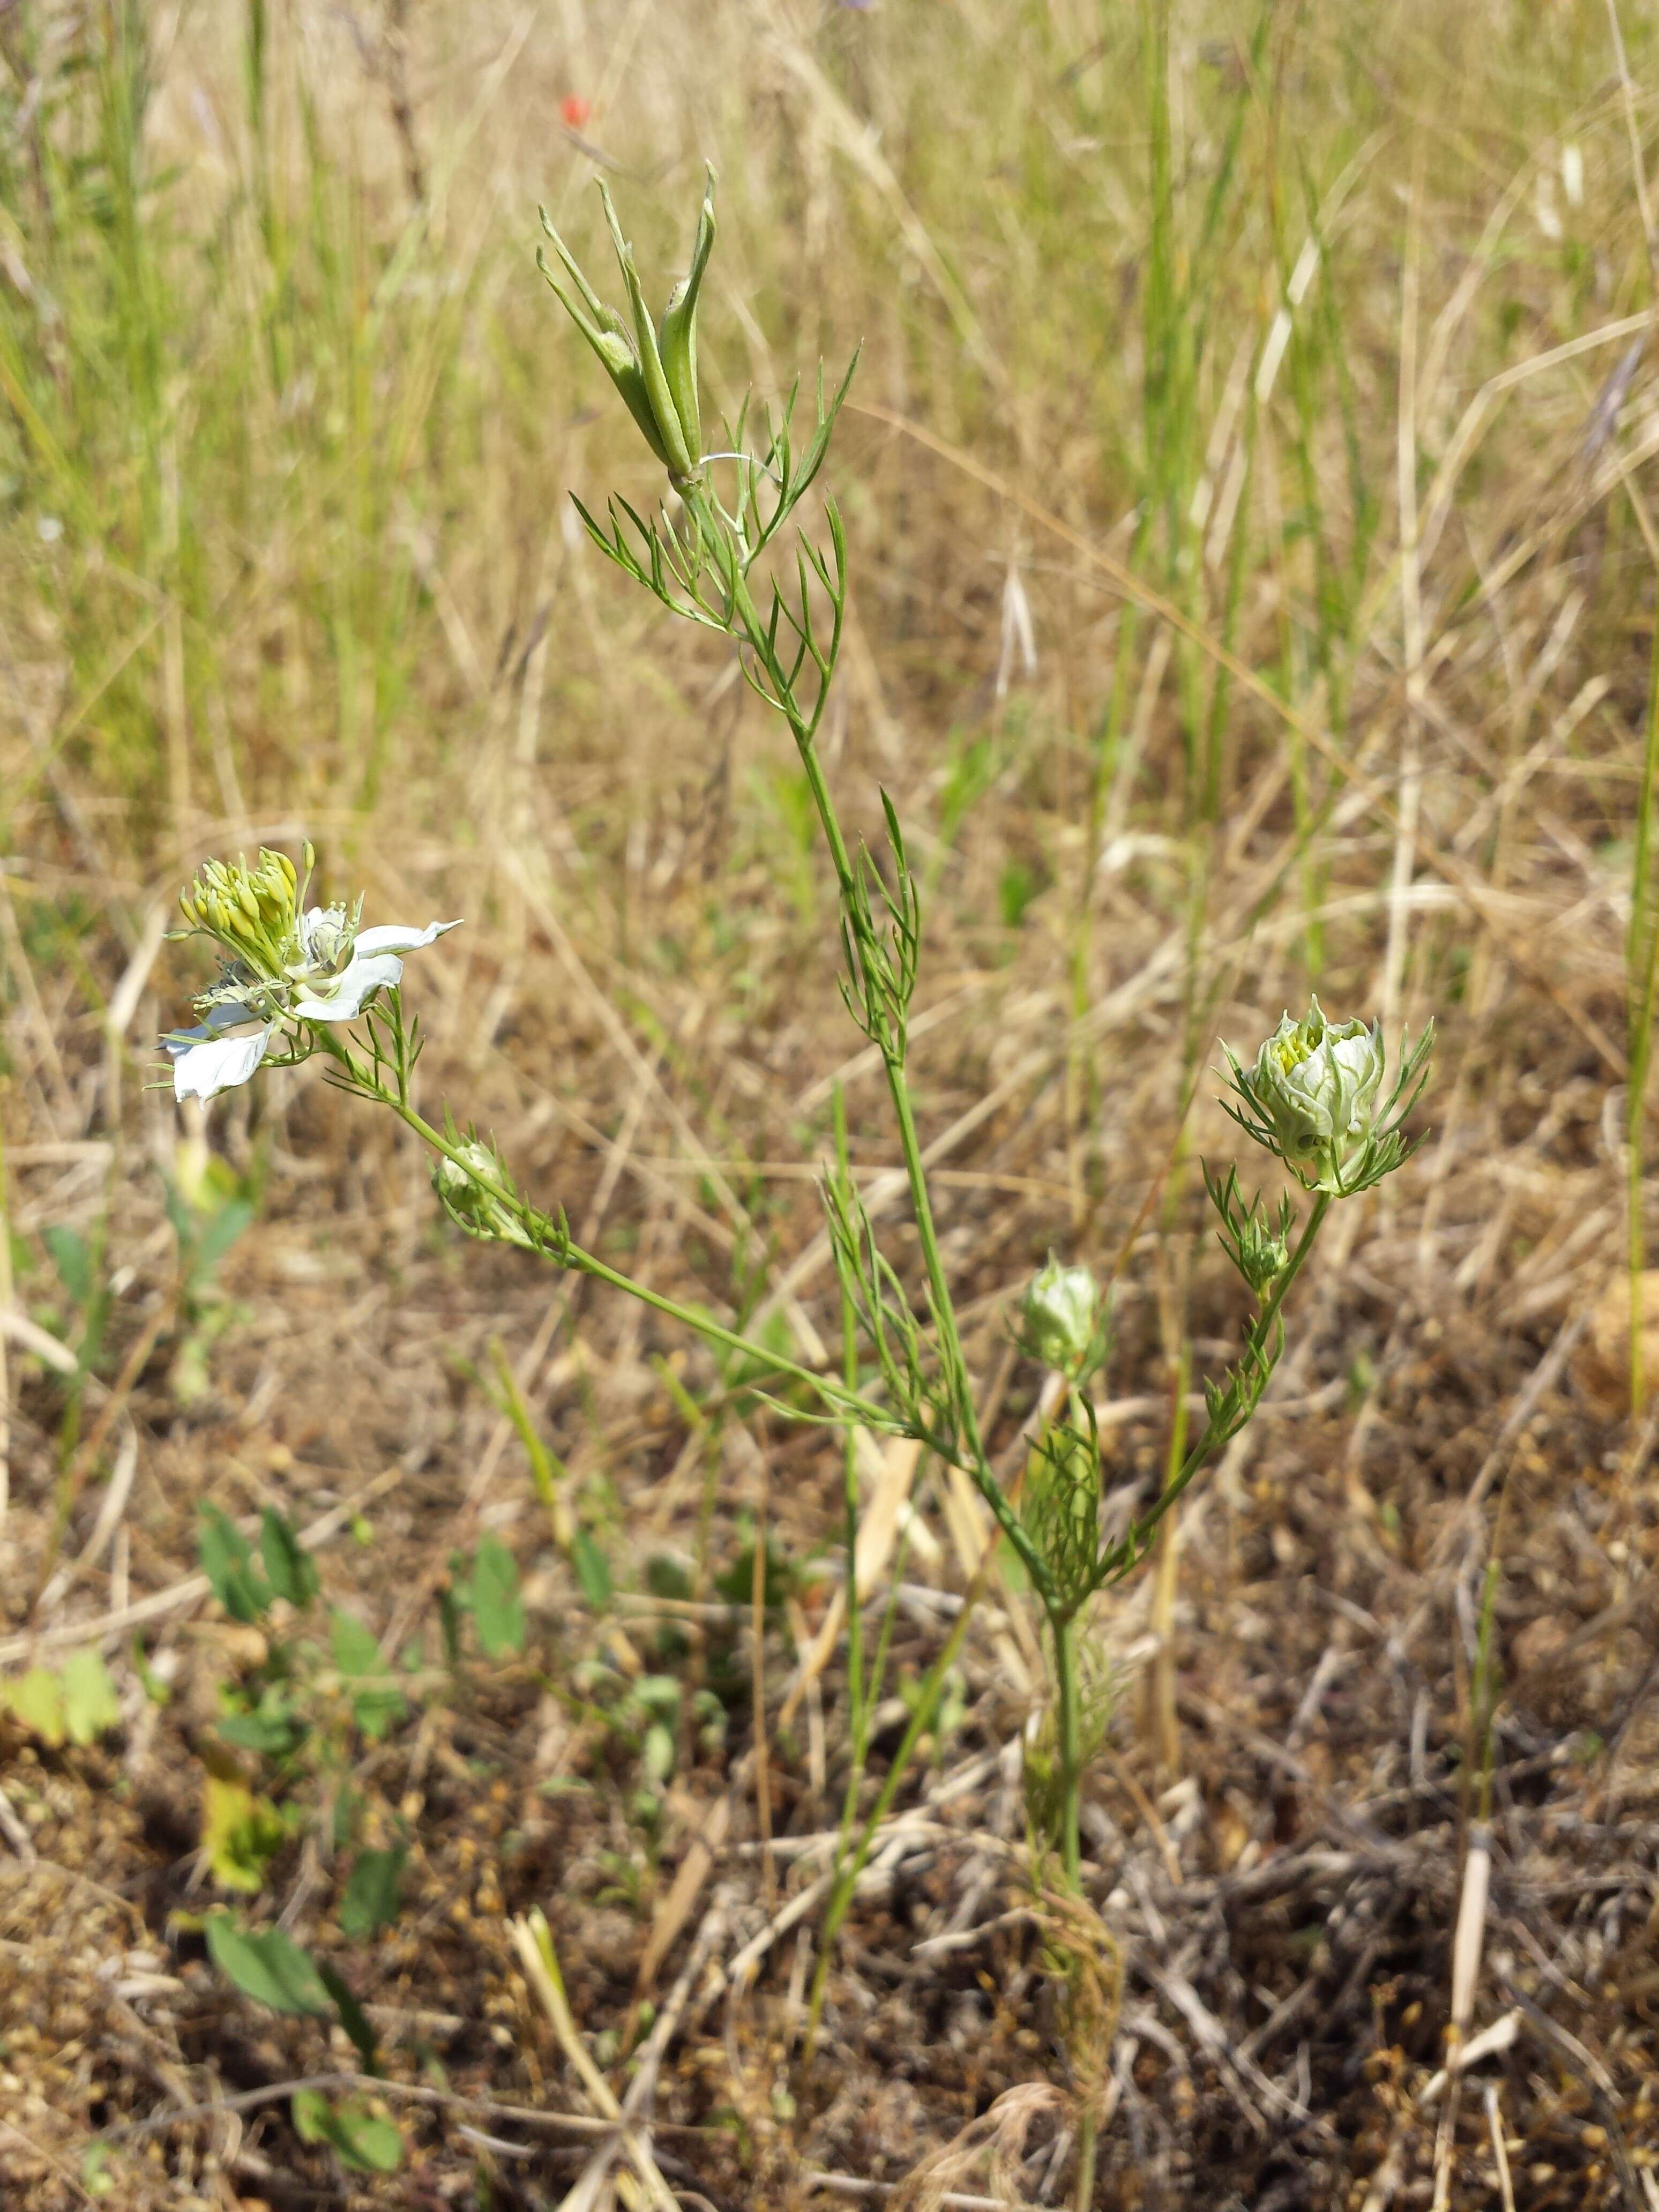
[535,169,717,487]
[536,210,677,469]
[656,166,716,473]
[595,180,696,481]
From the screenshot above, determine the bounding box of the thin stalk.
[1075,2117,1098,2212]
[1052,1608,1083,1888]
[884,1048,1056,1604]
[803,1568,983,2056]
[832,1080,868,1797]
[751,1416,775,1912]
[1092,1188,1333,1583]
[1472,1552,1502,1828]
[1145,1339,1191,1780]
[1627,591,1659,1411]
[683,483,1056,1607]
[343,1055,888,1432]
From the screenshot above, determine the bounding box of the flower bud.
[1235,1215,1289,1296]
[1021,1256,1104,1377]
[433,1140,535,1250]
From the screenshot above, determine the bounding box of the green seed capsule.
[657,167,715,475]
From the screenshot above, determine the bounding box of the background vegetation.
[4,0,1659,2205]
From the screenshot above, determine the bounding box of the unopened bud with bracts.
[1020,1256,1107,1380]
[1235,1213,1290,1296]
[433,1138,535,1250]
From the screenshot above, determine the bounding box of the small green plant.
[183,1494,530,2136]
[37,1218,114,1454]
[566,1657,691,1837]
[0,1646,121,1748]
[176,1497,544,2173]
[161,169,1434,2202]
[160,1139,258,1403]
[197,1500,526,1779]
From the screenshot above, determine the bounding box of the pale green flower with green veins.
[1021,1254,1106,1378]
[162,846,459,1103]
[1221,996,1431,1197]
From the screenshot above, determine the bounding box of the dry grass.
[4,0,1659,2205]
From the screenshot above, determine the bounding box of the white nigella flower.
[164,1005,281,1104]
[288,908,460,1023]
[163,847,459,1103]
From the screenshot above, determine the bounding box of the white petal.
[351,918,462,958]
[171,1026,273,1102]
[292,952,405,1022]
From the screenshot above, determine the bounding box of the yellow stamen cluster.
[178,849,298,978]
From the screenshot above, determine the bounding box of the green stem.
[1075,2112,1098,2212]
[337,1045,892,1435]
[833,1081,867,1790]
[802,1577,981,2058]
[1052,1608,1083,1889]
[883,1048,1055,1602]
[1091,1187,1333,1586]
[686,484,1056,1608]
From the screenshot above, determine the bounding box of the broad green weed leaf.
[642,1722,675,1784]
[331,1783,362,1851]
[339,1846,405,1940]
[350,1683,404,1742]
[259,1508,318,1607]
[60,1648,120,1745]
[328,1609,378,1676]
[205,1916,331,2015]
[292,2090,402,2173]
[80,2143,116,2198]
[6,1667,65,1747]
[42,1223,93,1307]
[317,1961,379,2071]
[472,1533,525,1658]
[216,1682,304,1759]
[571,1527,612,1611]
[192,1197,255,1281]
[198,1504,271,1623]
[290,2087,332,2146]
[330,1611,405,1740]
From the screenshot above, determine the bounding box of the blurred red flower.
[560,94,592,130]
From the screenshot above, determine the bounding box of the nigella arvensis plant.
[165,171,1434,2178]
[163,845,458,1102]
